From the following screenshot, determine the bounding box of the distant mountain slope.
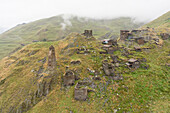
[142,11,170,32]
[0,15,143,59]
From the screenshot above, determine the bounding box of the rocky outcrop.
[36,77,53,97]
[14,75,54,113]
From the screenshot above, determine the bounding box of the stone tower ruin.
[83,30,93,37]
[48,45,56,70]
[120,30,130,40]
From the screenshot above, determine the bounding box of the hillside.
[142,11,170,32]
[0,12,169,113]
[0,15,144,59]
[0,32,169,112]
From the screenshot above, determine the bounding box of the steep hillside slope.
[0,33,169,112]
[0,15,143,59]
[142,11,170,32]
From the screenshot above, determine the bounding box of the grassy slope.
[0,33,169,112]
[142,11,170,32]
[0,15,143,59]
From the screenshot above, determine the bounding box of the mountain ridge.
[0,15,144,59]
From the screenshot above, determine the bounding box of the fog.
[0,0,169,31]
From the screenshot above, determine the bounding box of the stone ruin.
[126,58,140,69]
[120,29,156,45]
[74,77,97,101]
[63,70,75,86]
[160,33,169,40]
[76,47,90,54]
[48,45,56,70]
[82,30,93,37]
[102,60,115,76]
[135,37,145,45]
[100,45,118,54]
[74,82,88,101]
[70,60,81,65]
[120,30,130,40]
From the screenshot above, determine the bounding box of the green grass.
[0,32,169,113]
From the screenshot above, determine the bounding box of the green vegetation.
[142,11,170,32]
[0,32,169,112]
[0,12,169,113]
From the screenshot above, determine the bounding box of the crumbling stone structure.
[63,70,75,86]
[74,82,88,101]
[126,58,140,69]
[102,61,115,76]
[135,37,145,45]
[83,30,93,37]
[120,30,130,40]
[160,33,169,40]
[48,45,56,70]
[101,45,118,54]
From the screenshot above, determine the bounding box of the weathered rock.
[36,77,53,97]
[70,60,81,65]
[27,50,39,56]
[92,76,101,80]
[63,71,75,86]
[115,63,119,67]
[111,55,119,63]
[134,46,142,52]
[48,45,56,70]
[110,75,123,80]
[165,63,170,67]
[38,57,46,64]
[16,60,29,66]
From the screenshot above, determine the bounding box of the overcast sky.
[0,0,169,30]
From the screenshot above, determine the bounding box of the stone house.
[82,30,93,37]
[63,71,75,86]
[74,82,88,101]
[120,30,130,40]
[160,33,169,40]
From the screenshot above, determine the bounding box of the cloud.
[0,0,169,30]
[60,14,73,30]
